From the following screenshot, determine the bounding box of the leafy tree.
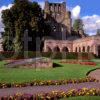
[73,18,84,31]
[96,29,100,35]
[2,0,45,51]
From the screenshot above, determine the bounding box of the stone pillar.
[94,45,98,56]
[43,41,47,52]
[0,43,3,51]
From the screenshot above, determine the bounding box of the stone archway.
[87,46,90,52]
[82,46,85,52]
[75,47,77,52]
[62,47,69,52]
[98,45,100,57]
[46,47,52,52]
[53,46,60,52]
[79,47,81,52]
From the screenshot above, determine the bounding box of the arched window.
[62,47,69,52]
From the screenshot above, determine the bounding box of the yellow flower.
[82,87,88,91]
[47,96,51,99]
[9,96,13,99]
[86,92,90,95]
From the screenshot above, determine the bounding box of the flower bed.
[60,60,96,66]
[0,77,98,89]
[1,88,100,100]
[79,62,96,66]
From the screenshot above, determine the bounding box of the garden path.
[88,69,100,81]
[0,82,100,96]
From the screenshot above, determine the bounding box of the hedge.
[0,51,95,60]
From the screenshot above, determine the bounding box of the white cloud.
[71,5,81,19]
[0,4,13,32]
[82,15,100,35]
[71,5,100,35]
[38,1,45,9]
[0,4,13,15]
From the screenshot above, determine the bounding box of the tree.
[2,0,45,51]
[73,18,84,31]
[96,29,100,35]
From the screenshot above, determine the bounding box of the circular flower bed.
[1,88,100,100]
[0,77,98,89]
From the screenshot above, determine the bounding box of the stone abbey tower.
[44,0,72,40]
[43,1,100,57]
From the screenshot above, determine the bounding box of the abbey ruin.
[43,1,100,57]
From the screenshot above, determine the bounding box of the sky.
[0,0,100,35]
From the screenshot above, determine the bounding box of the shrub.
[0,51,95,60]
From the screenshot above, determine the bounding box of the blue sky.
[0,0,100,17]
[0,0,100,35]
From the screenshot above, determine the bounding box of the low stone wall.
[6,58,53,69]
[22,59,53,69]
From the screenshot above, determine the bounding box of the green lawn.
[0,60,100,83]
[60,96,100,100]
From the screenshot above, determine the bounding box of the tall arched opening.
[46,47,52,52]
[62,47,69,52]
[53,46,60,52]
[87,46,90,52]
[82,46,85,52]
[98,45,100,57]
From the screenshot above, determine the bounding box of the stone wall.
[73,35,100,56]
[44,35,100,56]
[43,39,73,52]
[6,58,53,69]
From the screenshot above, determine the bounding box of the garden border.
[0,88,100,100]
[0,77,98,89]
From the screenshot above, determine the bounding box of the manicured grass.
[60,96,100,100]
[0,60,100,83]
[92,59,100,63]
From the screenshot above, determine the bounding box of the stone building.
[44,35,100,57]
[43,1,100,57]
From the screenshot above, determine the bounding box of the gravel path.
[0,82,100,97]
[88,69,100,81]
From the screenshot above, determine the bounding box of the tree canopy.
[96,29,100,35]
[73,18,84,31]
[2,0,47,52]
